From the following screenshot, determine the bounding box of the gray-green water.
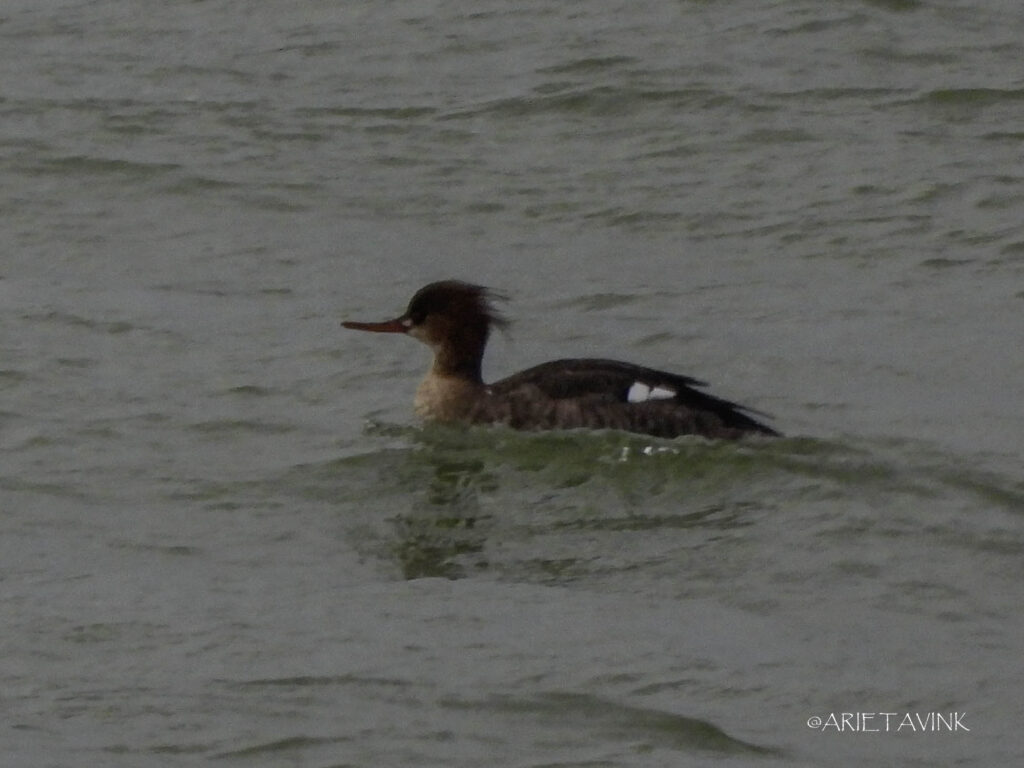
[3,1,1023,765]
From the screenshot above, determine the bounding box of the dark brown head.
[342,280,507,380]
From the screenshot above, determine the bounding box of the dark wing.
[483,358,779,439]
[491,358,707,397]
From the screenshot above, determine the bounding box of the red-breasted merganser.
[342,280,779,439]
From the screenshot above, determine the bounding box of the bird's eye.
[408,309,427,325]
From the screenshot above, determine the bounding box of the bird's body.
[343,281,778,440]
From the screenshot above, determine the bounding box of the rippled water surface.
[3,1,1024,765]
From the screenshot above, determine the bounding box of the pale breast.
[414,371,481,421]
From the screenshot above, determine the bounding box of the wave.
[275,423,1023,582]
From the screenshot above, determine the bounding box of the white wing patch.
[626,382,676,403]
[626,382,650,403]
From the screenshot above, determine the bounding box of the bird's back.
[468,359,778,439]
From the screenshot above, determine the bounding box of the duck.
[342,280,779,439]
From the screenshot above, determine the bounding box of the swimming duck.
[342,280,779,439]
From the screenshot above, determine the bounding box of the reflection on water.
[265,420,1024,766]
[307,424,1024,595]
[393,456,492,579]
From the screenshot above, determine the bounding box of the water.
[2,0,1023,765]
